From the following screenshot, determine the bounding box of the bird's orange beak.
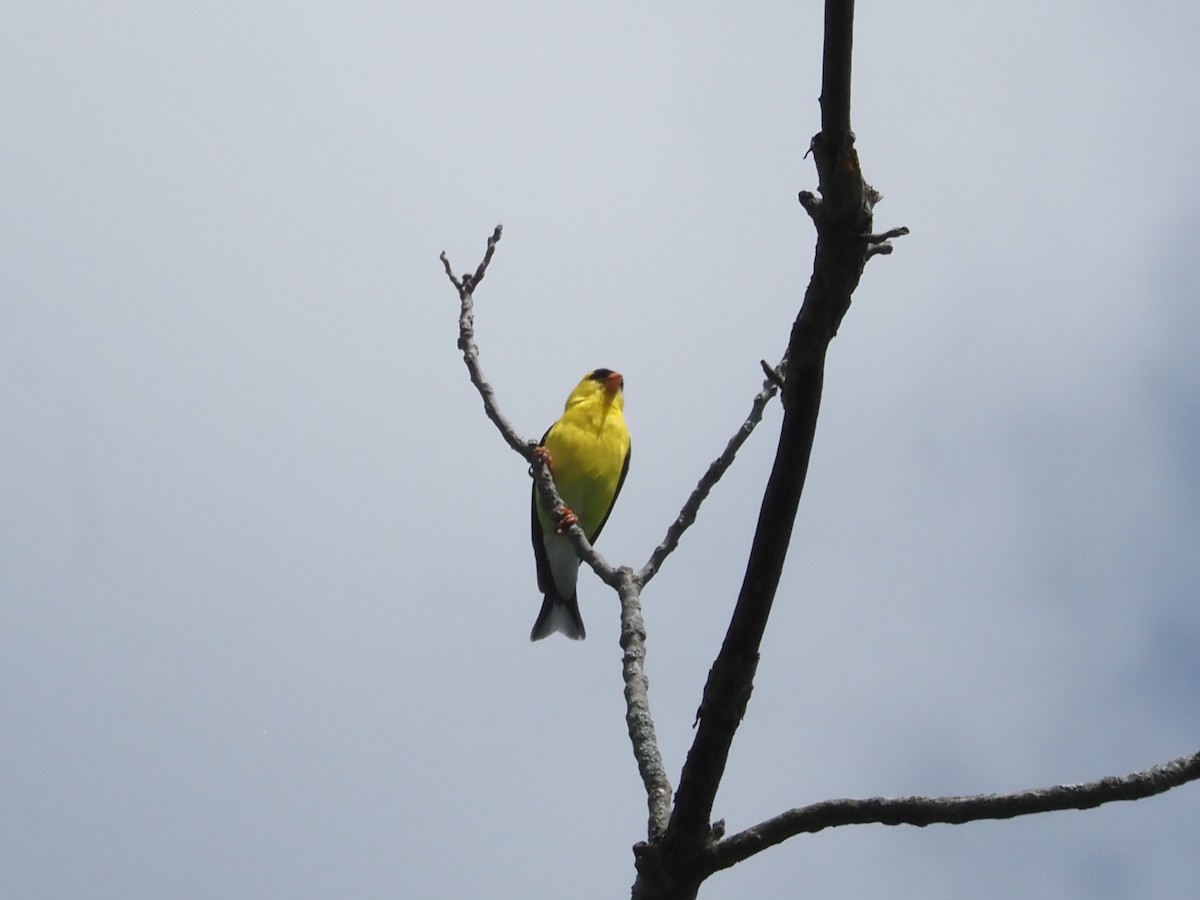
[604,371,624,397]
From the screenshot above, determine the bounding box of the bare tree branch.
[819,0,855,136]
[658,0,872,860]
[620,573,674,840]
[635,2,914,895]
[441,225,527,458]
[637,358,786,587]
[705,750,1200,874]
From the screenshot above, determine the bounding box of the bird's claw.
[531,446,553,469]
[554,506,579,534]
[531,447,575,532]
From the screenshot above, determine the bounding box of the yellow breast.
[539,402,629,539]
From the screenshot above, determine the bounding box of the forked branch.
[444,227,791,849]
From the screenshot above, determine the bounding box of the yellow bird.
[529,368,631,641]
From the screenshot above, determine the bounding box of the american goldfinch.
[529,368,631,641]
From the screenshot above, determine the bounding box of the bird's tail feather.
[529,592,586,641]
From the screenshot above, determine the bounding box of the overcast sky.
[3,2,1199,898]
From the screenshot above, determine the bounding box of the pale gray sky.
[2,2,1198,898]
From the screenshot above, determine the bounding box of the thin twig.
[864,225,910,260]
[865,226,910,244]
[637,357,787,586]
[706,750,1200,874]
[759,359,786,391]
[442,225,527,457]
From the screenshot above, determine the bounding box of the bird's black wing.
[530,427,555,594]
[589,440,630,543]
